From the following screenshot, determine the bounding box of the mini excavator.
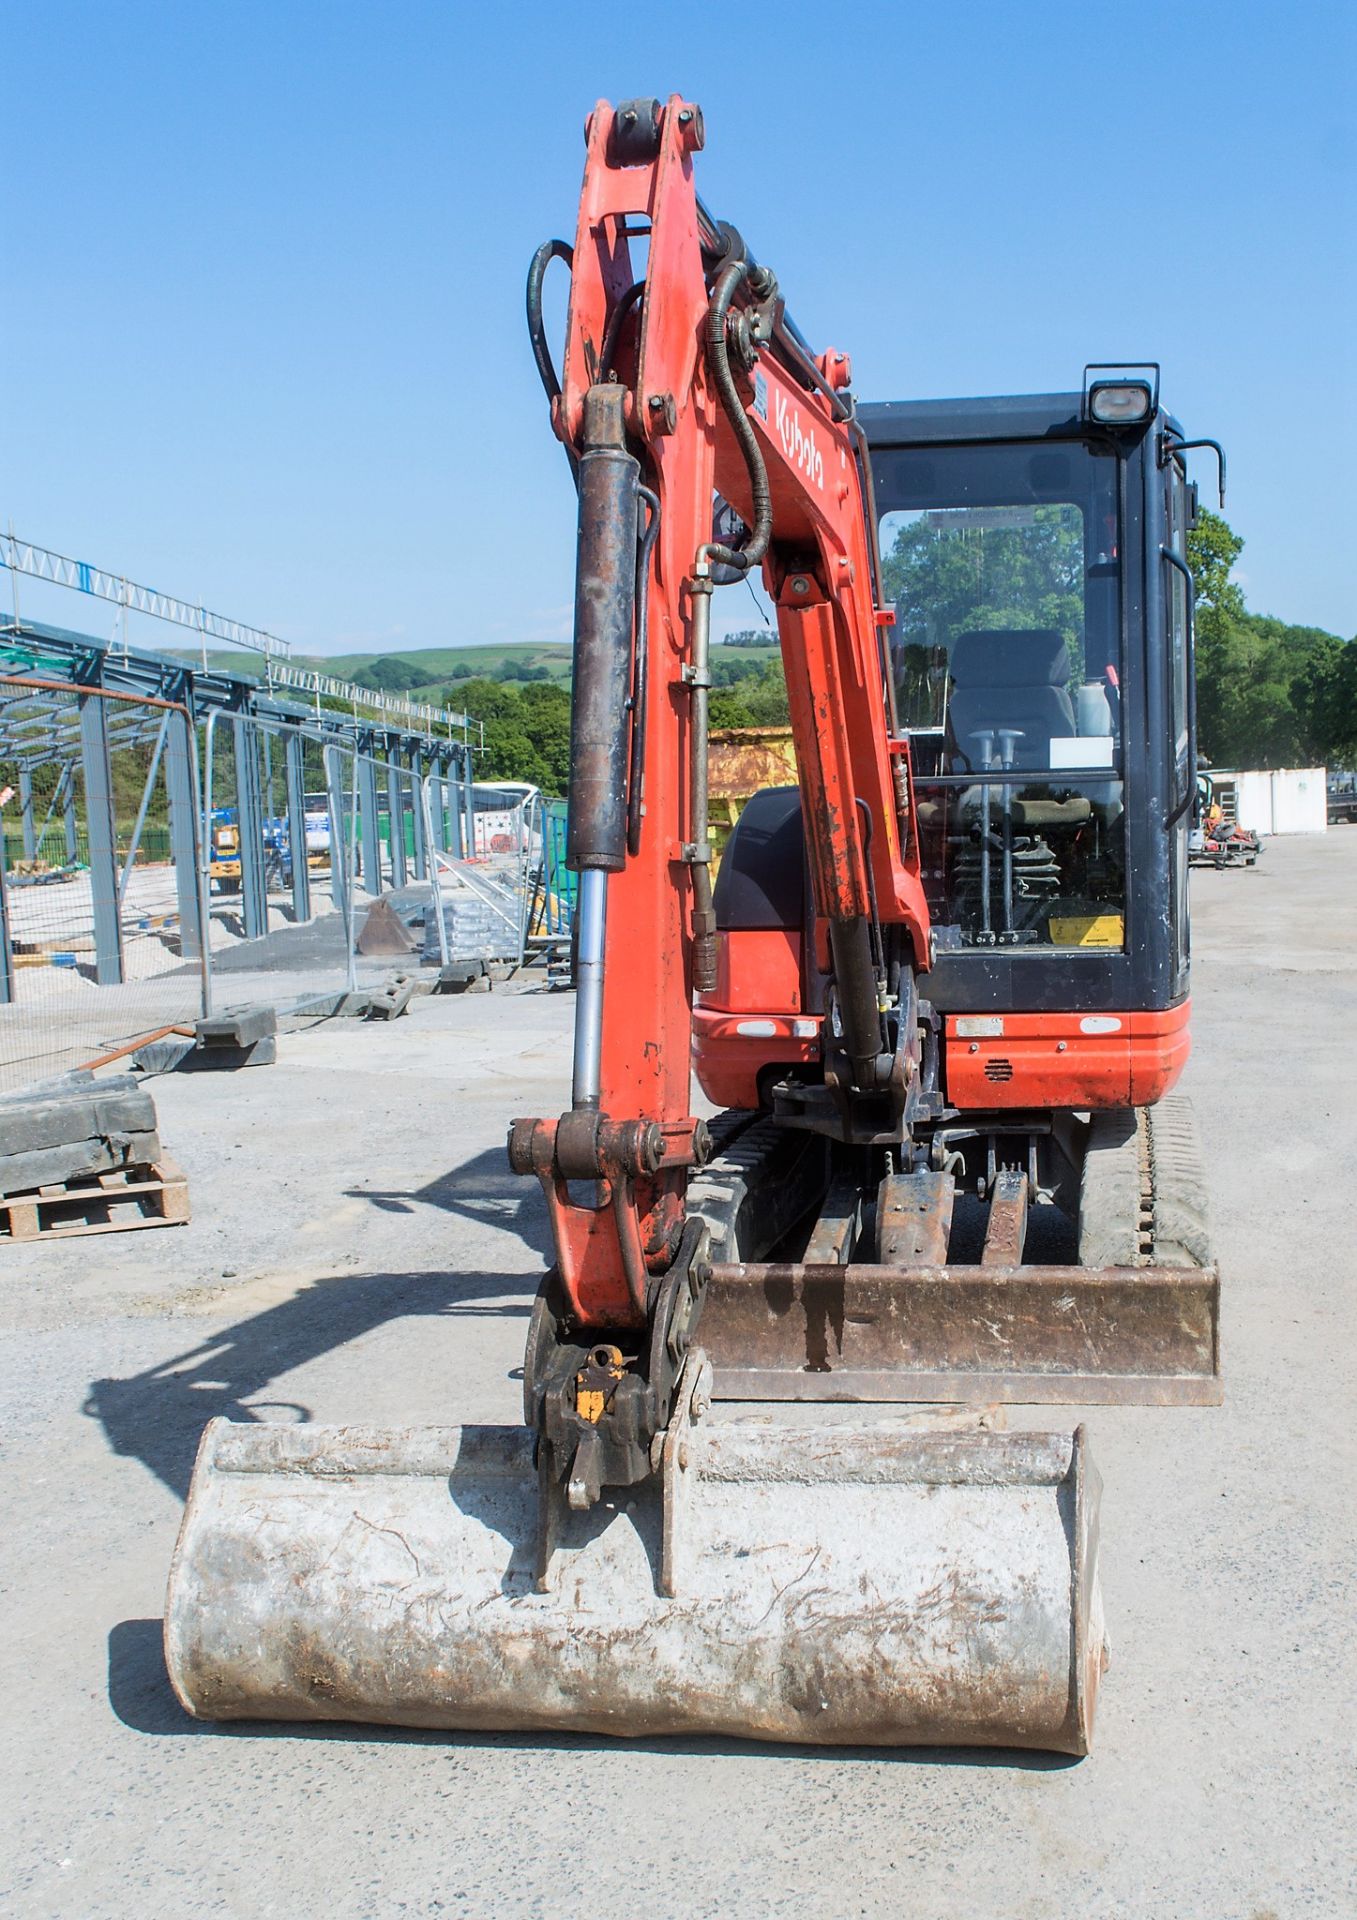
[166,97,1221,1755]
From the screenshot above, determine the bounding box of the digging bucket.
[165,1407,1106,1754]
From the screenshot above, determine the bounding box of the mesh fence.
[525,797,575,961]
[0,681,207,1092]
[194,742,544,1015]
[194,718,355,1018]
[422,784,539,970]
[0,686,564,1093]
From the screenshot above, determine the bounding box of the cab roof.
[859,393,1182,445]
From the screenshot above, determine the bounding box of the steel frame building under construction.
[0,615,480,1009]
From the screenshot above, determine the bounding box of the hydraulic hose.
[688,577,717,991]
[598,281,646,383]
[695,196,899,733]
[525,239,579,484]
[855,797,888,996]
[700,259,772,573]
[680,256,776,991]
[525,239,572,403]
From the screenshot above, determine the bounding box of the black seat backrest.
[713,786,806,931]
[945,628,1076,772]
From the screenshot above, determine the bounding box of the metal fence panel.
[0,668,557,1092]
[421,784,539,970]
[526,798,575,955]
[0,681,208,1091]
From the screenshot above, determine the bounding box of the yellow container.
[1048,913,1124,948]
[707,727,798,868]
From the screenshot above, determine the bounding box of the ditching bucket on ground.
[165,1361,1106,1754]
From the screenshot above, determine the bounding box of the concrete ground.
[2,833,1354,1918]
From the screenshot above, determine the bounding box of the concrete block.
[179,1034,277,1071]
[0,1129,162,1197]
[435,961,490,993]
[0,1081,158,1156]
[196,1006,278,1050]
[129,1038,198,1075]
[365,975,415,1020]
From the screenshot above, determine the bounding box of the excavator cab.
[871,384,1188,989]
[697,376,1212,1208]
[704,381,1197,1072]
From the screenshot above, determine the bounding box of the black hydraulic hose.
[525,239,578,484]
[525,239,572,402]
[627,486,660,856]
[696,199,898,732]
[701,259,772,572]
[599,281,645,382]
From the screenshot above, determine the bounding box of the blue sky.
[4,0,1353,657]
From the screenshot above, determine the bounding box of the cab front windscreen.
[873,438,1125,954]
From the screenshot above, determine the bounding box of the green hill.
[328,642,575,684]
[177,637,780,692]
[170,640,570,685]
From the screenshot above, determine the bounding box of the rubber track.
[1078,1094,1213,1269]
[1145,1093,1213,1266]
[687,1110,831,1265]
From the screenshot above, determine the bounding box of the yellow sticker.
[1048,914,1124,948]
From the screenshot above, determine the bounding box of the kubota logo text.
[774,392,824,490]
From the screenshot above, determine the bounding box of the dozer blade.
[703,1260,1221,1406]
[165,1399,1106,1754]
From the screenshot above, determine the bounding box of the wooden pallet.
[0,1156,190,1243]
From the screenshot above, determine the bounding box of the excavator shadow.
[84,1147,550,1502]
[343,1143,553,1261]
[83,1260,537,1502]
[105,1619,1077,1768]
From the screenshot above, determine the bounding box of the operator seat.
[946,629,1076,772]
[944,628,1091,830]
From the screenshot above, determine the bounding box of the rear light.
[694,1011,820,1045]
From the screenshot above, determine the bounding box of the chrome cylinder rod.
[688,573,717,991]
[571,867,608,1109]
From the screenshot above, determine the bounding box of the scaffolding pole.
[284,731,311,922]
[387,747,407,890]
[166,711,205,960]
[358,748,382,895]
[79,691,124,985]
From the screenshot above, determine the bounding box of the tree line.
[441,678,571,792]
[1187,510,1354,770]
[436,508,1352,792]
[440,655,791,793]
